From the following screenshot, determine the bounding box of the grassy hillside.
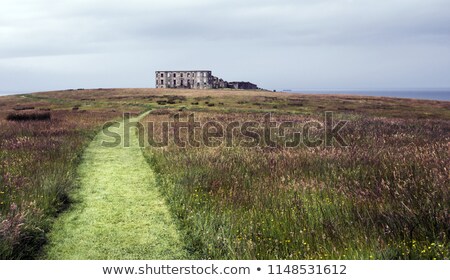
[1,88,449,259]
[0,90,145,259]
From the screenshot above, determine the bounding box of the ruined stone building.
[228,81,258,90]
[155,70,258,90]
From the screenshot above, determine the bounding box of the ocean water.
[282,89,450,101]
[0,91,28,97]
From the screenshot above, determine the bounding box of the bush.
[6,112,51,121]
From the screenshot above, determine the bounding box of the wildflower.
[10,202,18,212]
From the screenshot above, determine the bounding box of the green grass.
[44,113,186,259]
[1,88,449,260]
[142,111,450,260]
[0,110,122,259]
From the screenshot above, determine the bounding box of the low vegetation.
[0,109,124,258]
[6,112,51,121]
[1,88,449,259]
[140,90,449,260]
[0,92,144,259]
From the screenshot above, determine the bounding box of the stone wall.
[155,71,213,89]
[228,81,258,90]
[155,70,258,90]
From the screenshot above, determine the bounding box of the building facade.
[155,70,258,90]
[156,70,215,89]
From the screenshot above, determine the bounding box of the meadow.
[1,88,449,259]
[139,90,449,259]
[0,90,144,259]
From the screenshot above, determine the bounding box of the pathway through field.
[45,113,186,259]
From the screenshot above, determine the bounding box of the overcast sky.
[1,0,449,93]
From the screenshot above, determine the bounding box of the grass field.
[45,112,185,259]
[1,88,449,259]
[0,90,144,259]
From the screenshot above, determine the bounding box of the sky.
[0,0,450,93]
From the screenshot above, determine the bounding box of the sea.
[280,89,450,101]
[0,91,29,97]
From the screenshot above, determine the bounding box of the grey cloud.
[0,0,449,92]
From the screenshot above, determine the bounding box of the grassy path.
[45,114,186,259]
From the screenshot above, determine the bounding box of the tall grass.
[1,88,448,260]
[143,112,450,259]
[0,109,120,259]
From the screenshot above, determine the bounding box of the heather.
[1,88,449,260]
[142,110,450,259]
[0,91,143,259]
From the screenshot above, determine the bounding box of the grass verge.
[44,113,186,259]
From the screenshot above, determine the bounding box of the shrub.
[6,112,51,121]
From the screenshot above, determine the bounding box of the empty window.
[161,73,164,78]
[161,79,164,85]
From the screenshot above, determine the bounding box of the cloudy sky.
[1,0,449,93]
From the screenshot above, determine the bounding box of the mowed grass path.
[45,114,186,259]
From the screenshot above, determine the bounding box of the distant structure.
[228,82,258,90]
[155,70,258,90]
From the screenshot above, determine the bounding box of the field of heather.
[1,88,449,259]
[142,111,449,259]
[0,90,143,259]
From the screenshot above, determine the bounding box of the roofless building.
[155,70,258,90]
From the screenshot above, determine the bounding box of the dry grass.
[140,94,449,260]
[1,88,449,259]
[0,92,144,259]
